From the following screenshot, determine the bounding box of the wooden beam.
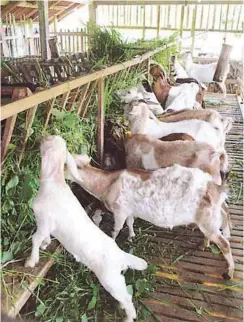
[97,78,104,167]
[0,43,176,121]
[88,1,97,24]
[38,0,50,59]
[1,1,22,16]
[1,115,17,163]
[94,0,243,4]
[16,2,68,10]
[55,4,83,22]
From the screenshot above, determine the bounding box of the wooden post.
[97,78,104,168]
[213,44,232,82]
[49,37,60,58]
[156,5,161,39]
[142,5,146,40]
[224,1,230,43]
[38,0,50,59]
[89,0,96,24]
[180,5,185,41]
[53,14,58,34]
[191,5,197,54]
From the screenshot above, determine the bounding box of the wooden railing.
[1,29,88,58]
[1,45,169,166]
[96,3,243,35]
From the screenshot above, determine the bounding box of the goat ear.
[66,151,84,183]
[129,106,139,116]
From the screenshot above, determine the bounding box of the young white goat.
[125,134,228,185]
[158,108,233,135]
[68,155,234,280]
[182,52,230,97]
[127,102,225,149]
[116,85,164,115]
[25,135,147,322]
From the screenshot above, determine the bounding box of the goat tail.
[124,253,147,271]
[65,151,84,184]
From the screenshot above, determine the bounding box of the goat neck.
[77,165,120,201]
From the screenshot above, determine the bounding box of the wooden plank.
[224,1,230,42]
[156,5,161,38]
[94,0,243,4]
[61,90,70,109]
[1,115,17,163]
[180,4,185,38]
[142,5,146,39]
[38,0,50,59]
[2,243,62,317]
[1,44,174,121]
[97,78,104,167]
[44,97,56,129]
[1,1,22,16]
[191,5,197,53]
[80,81,97,118]
[67,87,81,111]
[76,83,91,116]
[18,105,38,165]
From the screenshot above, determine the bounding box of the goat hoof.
[25,258,37,268]
[222,272,232,280]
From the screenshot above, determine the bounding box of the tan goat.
[125,134,228,185]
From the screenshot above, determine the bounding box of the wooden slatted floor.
[143,94,243,322]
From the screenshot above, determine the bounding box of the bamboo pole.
[1,115,17,163]
[191,5,197,54]
[212,5,216,29]
[224,1,230,42]
[18,105,38,165]
[44,98,56,129]
[142,5,146,39]
[236,5,242,30]
[80,80,97,119]
[219,6,223,30]
[156,5,161,38]
[167,4,171,28]
[231,5,237,30]
[76,83,90,115]
[97,78,104,167]
[206,5,211,30]
[180,5,185,39]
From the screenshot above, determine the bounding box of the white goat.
[158,109,233,135]
[25,135,147,322]
[116,85,164,115]
[182,52,230,97]
[127,102,225,149]
[68,155,234,280]
[125,134,228,185]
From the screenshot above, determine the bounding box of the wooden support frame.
[1,115,17,163]
[97,78,104,167]
[38,0,50,59]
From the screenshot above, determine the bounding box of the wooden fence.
[1,22,88,58]
[96,3,244,37]
[1,45,168,167]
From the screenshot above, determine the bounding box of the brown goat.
[125,134,226,185]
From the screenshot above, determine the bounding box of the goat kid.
[158,108,233,135]
[116,85,164,115]
[25,135,147,322]
[127,102,225,150]
[150,64,204,111]
[67,155,234,280]
[125,134,228,185]
[181,52,230,97]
